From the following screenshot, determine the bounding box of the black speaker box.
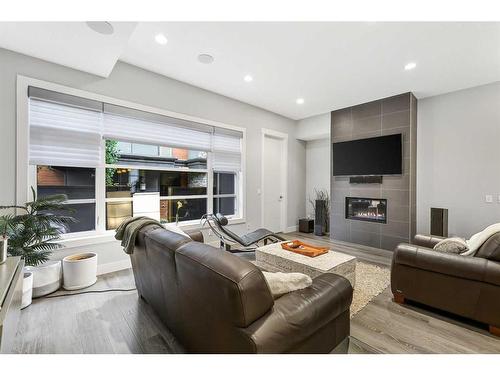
[349,176,383,184]
[430,207,448,237]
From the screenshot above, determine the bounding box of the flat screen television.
[332,134,402,176]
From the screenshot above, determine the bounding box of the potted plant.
[0,188,75,305]
[308,189,330,236]
[0,215,11,264]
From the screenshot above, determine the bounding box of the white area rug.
[350,262,390,317]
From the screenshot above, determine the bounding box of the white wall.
[417,82,500,237]
[0,47,305,272]
[305,138,330,217]
[297,114,331,216]
[296,113,330,141]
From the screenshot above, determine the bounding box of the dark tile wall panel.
[330,92,417,251]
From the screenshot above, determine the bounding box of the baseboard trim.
[97,259,132,276]
[284,225,298,233]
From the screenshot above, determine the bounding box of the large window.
[25,85,244,239]
[105,141,209,229]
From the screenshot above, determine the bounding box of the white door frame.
[261,128,288,232]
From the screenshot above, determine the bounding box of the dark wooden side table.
[299,218,314,233]
[0,256,24,353]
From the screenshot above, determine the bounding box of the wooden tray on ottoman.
[281,240,329,257]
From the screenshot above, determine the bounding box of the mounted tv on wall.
[332,134,402,176]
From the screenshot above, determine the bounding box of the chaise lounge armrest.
[413,234,446,248]
[393,243,500,286]
[242,273,353,353]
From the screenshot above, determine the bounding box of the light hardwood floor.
[12,232,500,354]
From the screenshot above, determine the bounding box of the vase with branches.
[0,187,75,266]
[308,188,330,235]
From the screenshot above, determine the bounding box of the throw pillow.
[163,223,190,239]
[262,271,312,298]
[463,222,500,256]
[433,237,469,254]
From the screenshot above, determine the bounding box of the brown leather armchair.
[391,233,500,336]
[129,225,353,353]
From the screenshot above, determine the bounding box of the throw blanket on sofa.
[463,222,500,256]
[262,271,312,298]
[115,216,163,254]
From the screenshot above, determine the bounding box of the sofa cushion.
[176,241,274,328]
[433,237,468,254]
[475,232,500,262]
[463,222,500,256]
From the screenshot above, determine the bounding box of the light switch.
[485,194,493,203]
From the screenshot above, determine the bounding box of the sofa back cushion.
[130,226,192,338]
[475,232,500,262]
[175,241,273,352]
[176,241,273,327]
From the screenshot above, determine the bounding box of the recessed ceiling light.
[243,75,253,82]
[155,33,168,45]
[198,54,214,64]
[296,98,305,105]
[404,62,417,71]
[86,21,114,35]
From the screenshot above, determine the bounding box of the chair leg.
[393,291,405,304]
[489,325,500,337]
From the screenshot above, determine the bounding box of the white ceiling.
[0,22,137,77]
[1,22,499,119]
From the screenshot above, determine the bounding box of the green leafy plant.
[0,188,75,266]
[105,140,120,186]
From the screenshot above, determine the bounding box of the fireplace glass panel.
[345,197,387,223]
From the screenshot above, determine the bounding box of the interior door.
[262,134,284,233]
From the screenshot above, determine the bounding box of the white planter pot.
[63,253,98,290]
[21,271,34,309]
[25,260,62,298]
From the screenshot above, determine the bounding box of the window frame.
[17,76,246,247]
[213,170,240,218]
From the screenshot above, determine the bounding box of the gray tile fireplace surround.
[330,93,417,251]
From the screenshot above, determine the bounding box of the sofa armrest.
[184,229,204,243]
[393,243,500,286]
[413,234,446,248]
[242,273,353,353]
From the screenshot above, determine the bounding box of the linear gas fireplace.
[345,197,387,224]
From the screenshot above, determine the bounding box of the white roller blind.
[213,132,241,153]
[212,132,242,171]
[28,87,243,171]
[29,99,102,168]
[103,113,212,151]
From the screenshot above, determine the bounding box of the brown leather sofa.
[391,233,500,336]
[129,225,353,353]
